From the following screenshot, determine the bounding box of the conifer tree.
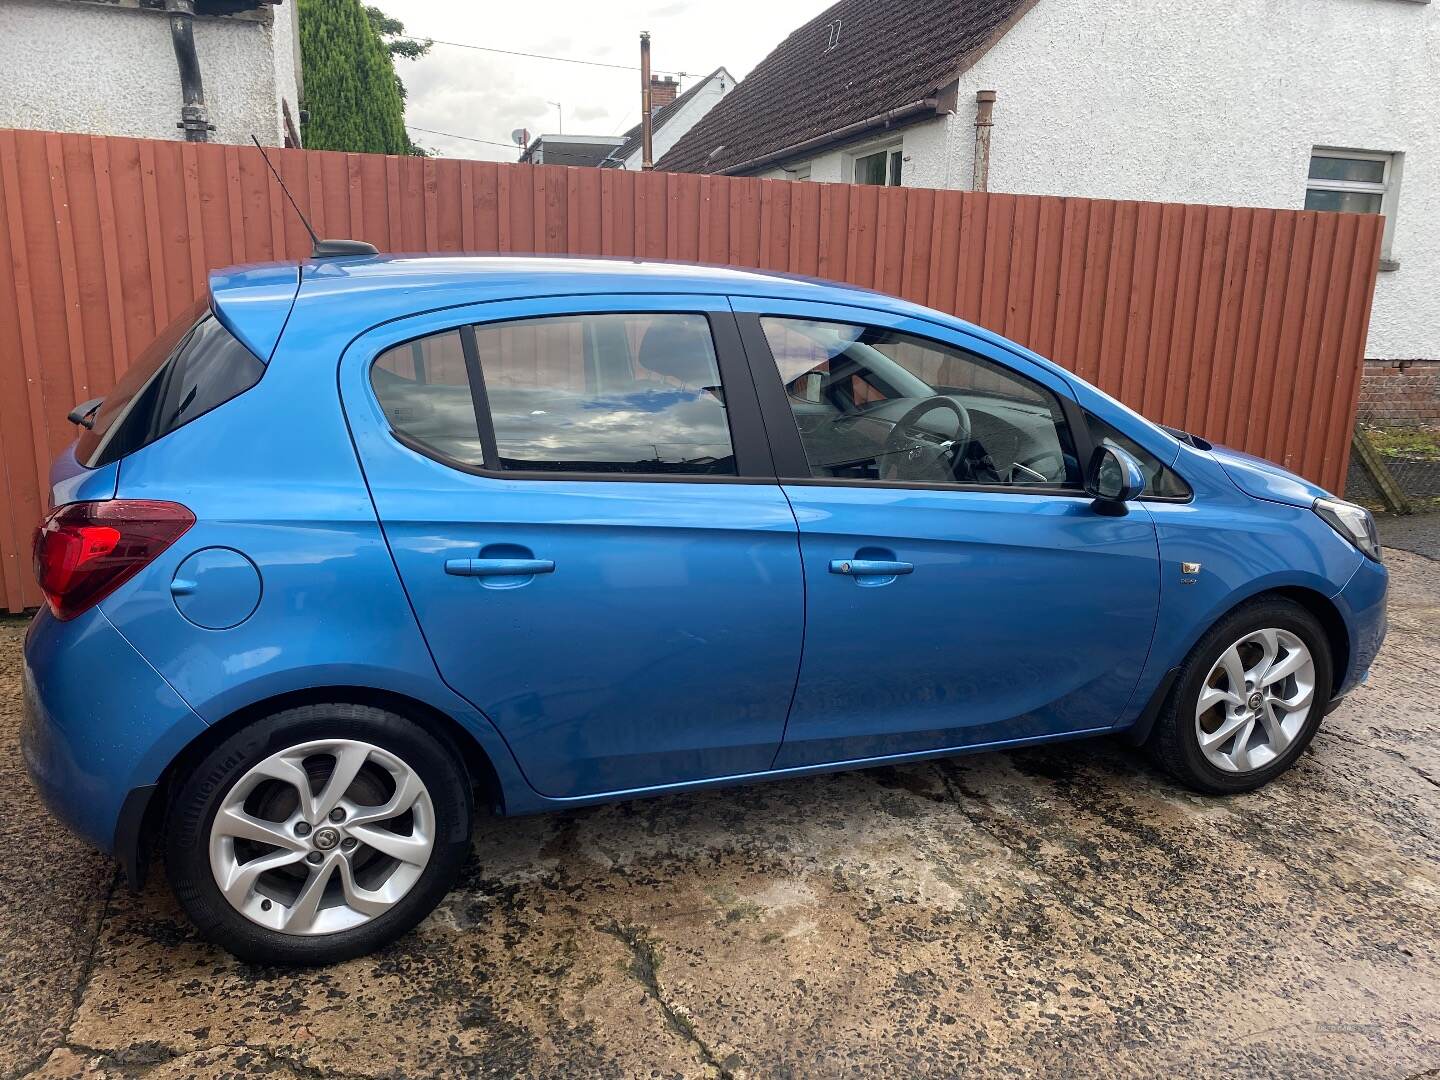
[298,0,415,154]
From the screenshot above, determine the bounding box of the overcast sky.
[377,0,834,161]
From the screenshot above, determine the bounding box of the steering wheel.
[879,396,971,482]
[1010,449,1064,485]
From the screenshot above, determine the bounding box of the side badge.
[1180,561,1201,585]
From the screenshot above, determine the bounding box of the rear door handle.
[829,559,914,577]
[445,558,555,577]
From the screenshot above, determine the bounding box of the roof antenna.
[249,135,378,258]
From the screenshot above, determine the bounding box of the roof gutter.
[717,97,940,176]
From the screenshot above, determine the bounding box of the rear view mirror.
[1086,444,1145,509]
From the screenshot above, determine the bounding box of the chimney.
[650,76,679,112]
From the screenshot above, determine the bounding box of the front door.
[342,295,804,798]
[733,299,1160,768]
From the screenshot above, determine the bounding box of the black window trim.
[735,310,1101,500]
[1085,409,1195,504]
[84,307,266,469]
[373,307,778,485]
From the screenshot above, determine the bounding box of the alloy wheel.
[1194,628,1317,774]
[208,739,435,934]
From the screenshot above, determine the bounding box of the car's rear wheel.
[165,703,472,965]
[1149,597,1332,794]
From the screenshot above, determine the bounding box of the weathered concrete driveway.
[2,551,1437,1079]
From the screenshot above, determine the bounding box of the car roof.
[295,253,900,315]
[207,253,1062,381]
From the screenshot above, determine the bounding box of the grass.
[1363,425,1440,461]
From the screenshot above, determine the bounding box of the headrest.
[637,317,719,387]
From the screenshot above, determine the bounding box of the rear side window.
[369,330,480,463]
[77,305,264,468]
[372,313,737,476]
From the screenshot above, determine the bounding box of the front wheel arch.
[1126,584,1349,749]
[1268,586,1349,699]
[1146,593,1334,793]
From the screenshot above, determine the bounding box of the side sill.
[503,724,1116,815]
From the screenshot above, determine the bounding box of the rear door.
[341,294,804,799]
[733,298,1161,768]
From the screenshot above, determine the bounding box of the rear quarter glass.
[77,302,264,468]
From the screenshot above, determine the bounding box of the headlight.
[1313,497,1382,561]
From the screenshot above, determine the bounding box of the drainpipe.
[972,90,996,192]
[166,0,213,142]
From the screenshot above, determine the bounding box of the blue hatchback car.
[23,253,1386,964]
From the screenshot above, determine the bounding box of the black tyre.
[1149,597,1333,794]
[164,703,473,965]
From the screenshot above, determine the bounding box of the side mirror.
[1086,444,1145,509]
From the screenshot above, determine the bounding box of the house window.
[853,146,903,186]
[1305,148,1401,270]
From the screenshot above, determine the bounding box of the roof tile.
[657,0,1036,174]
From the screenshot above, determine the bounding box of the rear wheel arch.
[126,686,507,889]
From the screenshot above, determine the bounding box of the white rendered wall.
[0,0,298,146]
[624,69,736,170]
[762,0,1437,359]
[948,0,1436,360]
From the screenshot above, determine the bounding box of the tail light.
[33,500,194,621]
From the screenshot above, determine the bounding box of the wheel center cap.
[1247,691,1264,711]
[313,826,341,850]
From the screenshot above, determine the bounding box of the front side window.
[1305,148,1400,267]
[760,317,1081,489]
[372,313,737,476]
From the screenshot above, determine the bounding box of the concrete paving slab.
[2,552,1437,1079]
[0,618,115,1080]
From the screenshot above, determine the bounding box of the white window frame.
[1305,147,1402,271]
[847,138,904,187]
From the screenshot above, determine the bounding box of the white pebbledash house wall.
[759,0,1438,363]
[0,0,300,147]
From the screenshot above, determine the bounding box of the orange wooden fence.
[0,128,1382,612]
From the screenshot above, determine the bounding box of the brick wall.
[650,76,679,109]
[1358,360,1440,429]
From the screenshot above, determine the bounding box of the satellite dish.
[511,128,530,146]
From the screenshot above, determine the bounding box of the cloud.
[387,0,836,161]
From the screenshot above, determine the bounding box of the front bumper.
[1332,555,1388,697]
[21,606,207,855]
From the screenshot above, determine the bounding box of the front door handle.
[829,559,914,577]
[445,558,555,578]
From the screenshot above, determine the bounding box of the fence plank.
[0,129,1383,611]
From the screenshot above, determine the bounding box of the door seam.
[768,482,808,769]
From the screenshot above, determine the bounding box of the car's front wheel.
[1149,597,1333,794]
[165,703,473,965]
